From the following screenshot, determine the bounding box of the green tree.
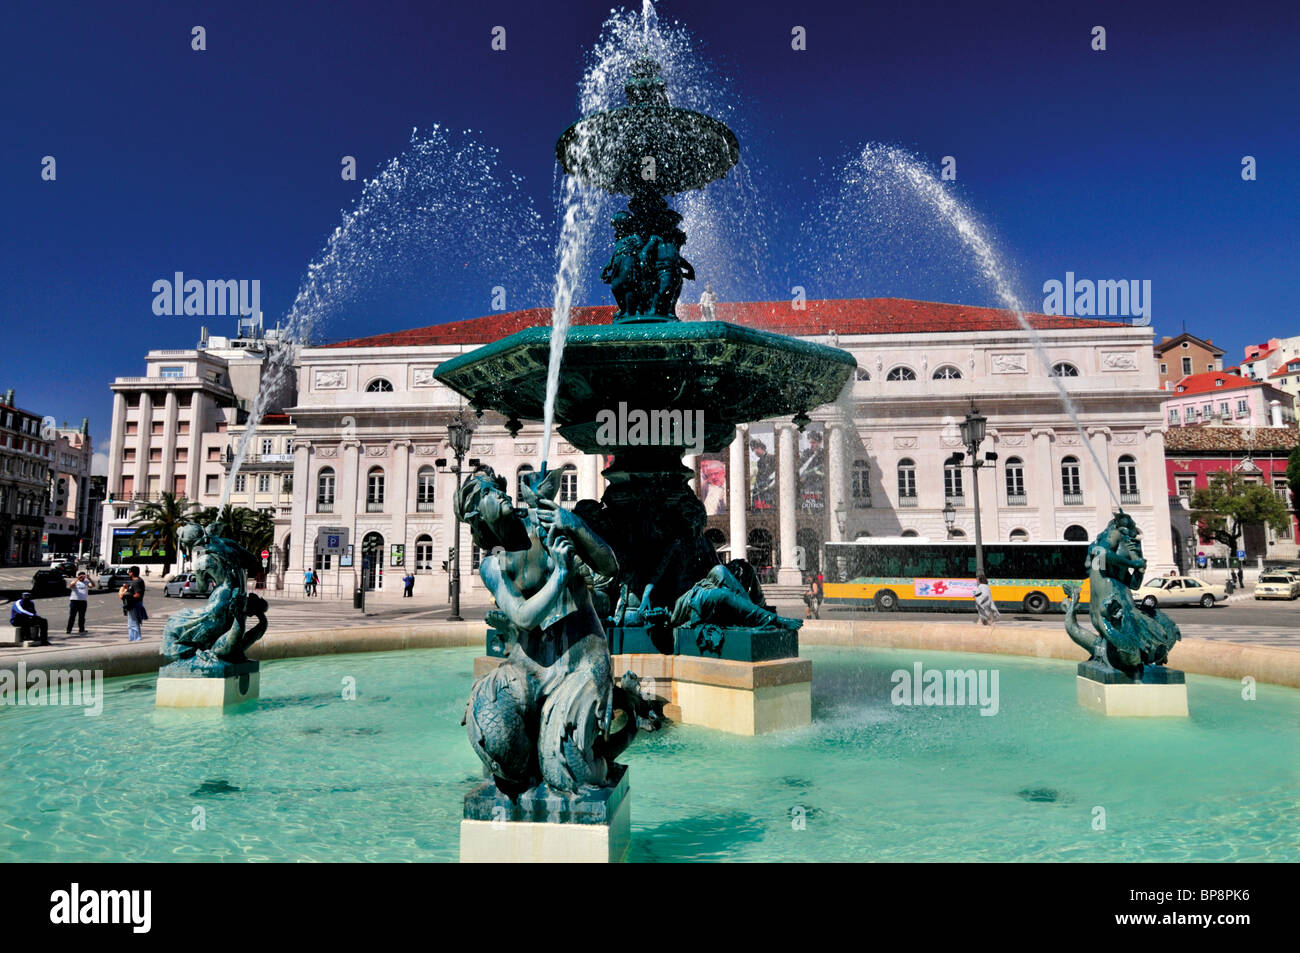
[194,503,275,555]
[128,492,199,574]
[1189,472,1291,557]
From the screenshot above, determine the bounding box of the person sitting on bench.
[10,592,50,645]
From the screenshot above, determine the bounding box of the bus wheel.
[1023,592,1049,614]
[874,590,899,611]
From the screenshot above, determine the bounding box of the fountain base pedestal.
[155,662,260,709]
[459,769,631,863]
[1076,660,1187,717]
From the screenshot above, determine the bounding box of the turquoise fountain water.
[4,646,1296,862]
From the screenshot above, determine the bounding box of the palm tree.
[128,492,199,575]
[195,503,275,556]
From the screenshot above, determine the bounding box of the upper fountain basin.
[433,320,856,454]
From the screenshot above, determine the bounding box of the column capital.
[1086,426,1112,437]
[1029,427,1055,439]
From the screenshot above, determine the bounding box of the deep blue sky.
[5,0,1298,461]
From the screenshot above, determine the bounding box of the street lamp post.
[942,501,956,539]
[447,413,475,622]
[958,407,989,579]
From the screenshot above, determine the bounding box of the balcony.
[316,501,334,513]
[365,501,384,513]
[944,495,965,507]
[898,495,919,507]
[852,495,871,509]
[1063,493,1084,506]
[1006,494,1027,506]
[416,500,437,512]
[1120,492,1141,505]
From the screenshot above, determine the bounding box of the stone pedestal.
[156,661,260,709]
[669,655,812,734]
[459,768,631,863]
[1076,660,1187,717]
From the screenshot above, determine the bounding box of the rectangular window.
[260,438,273,455]
[1219,402,1229,417]
[1175,477,1194,497]
[1273,477,1289,505]
[205,475,219,495]
[1159,362,1167,375]
[177,422,190,435]
[257,474,271,493]
[367,472,385,511]
[125,422,138,435]
[944,465,964,501]
[160,366,184,379]
[151,421,164,435]
[1202,403,1212,418]
[149,448,162,462]
[1182,357,1193,375]
[208,447,221,461]
[1237,399,1248,416]
[1168,407,1179,424]
[560,471,578,504]
[175,449,187,462]
[234,474,246,493]
[314,552,333,571]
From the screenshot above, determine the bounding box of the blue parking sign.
[1236,550,1246,560]
[328,535,340,549]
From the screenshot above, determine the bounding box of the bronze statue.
[457,465,654,795]
[1063,512,1180,675]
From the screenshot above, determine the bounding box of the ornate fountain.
[436,56,856,655]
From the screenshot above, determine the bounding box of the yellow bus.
[822,539,1091,614]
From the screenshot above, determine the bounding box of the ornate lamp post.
[957,407,990,578]
[447,413,475,622]
[942,500,956,539]
[834,501,848,540]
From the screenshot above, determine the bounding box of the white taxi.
[1134,575,1229,609]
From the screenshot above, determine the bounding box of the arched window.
[1064,524,1089,542]
[704,527,727,549]
[851,459,871,507]
[886,366,916,382]
[366,378,394,392]
[417,466,436,511]
[897,458,917,504]
[366,466,385,511]
[854,366,871,381]
[1061,456,1082,503]
[1009,528,1029,542]
[1004,456,1025,505]
[516,464,533,501]
[1118,454,1139,503]
[932,365,963,380]
[415,534,434,571]
[1051,362,1080,378]
[900,529,919,538]
[948,528,966,538]
[944,462,964,502]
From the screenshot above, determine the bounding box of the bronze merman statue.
[1063,512,1180,676]
[457,465,656,795]
[600,211,645,318]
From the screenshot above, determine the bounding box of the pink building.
[1163,371,1294,429]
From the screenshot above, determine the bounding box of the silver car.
[163,573,210,599]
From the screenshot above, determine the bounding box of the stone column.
[776,423,801,585]
[134,391,153,499]
[290,443,310,572]
[160,391,179,495]
[728,426,747,559]
[108,392,127,496]
[185,391,203,500]
[391,440,411,570]
[1088,426,1112,527]
[339,441,360,592]
[1031,428,1055,541]
[826,420,845,542]
[578,452,601,501]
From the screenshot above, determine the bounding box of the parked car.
[96,568,134,592]
[163,573,211,599]
[1133,575,1228,608]
[30,569,71,598]
[1254,573,1300,600]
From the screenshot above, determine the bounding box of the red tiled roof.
[1269,362,1300,379]
[1169,371,1267,396]
[1244,344,1277,361]
[1153,332,1223,356]
[320,298,1127,349]
[262,413,291,423]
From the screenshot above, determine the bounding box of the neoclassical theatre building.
[273,298,1174,599]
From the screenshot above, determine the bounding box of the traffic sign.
[260,549,270,559]
[1237,550,1246,559]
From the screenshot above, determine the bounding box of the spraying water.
[221,126,549,505]
[539,0,771,467]
[848,144,1121,508]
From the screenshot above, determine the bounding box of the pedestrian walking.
[67,570,94,634]
[304,567,314,597]
[10,591,49,644]
[122,566,147,642]
[973,574,1000,626]
[402,571,415,598]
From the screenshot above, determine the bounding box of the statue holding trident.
[457,464,656,795]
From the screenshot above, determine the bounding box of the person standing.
[123,566,147,642]
[973,574,1000,626]
[10,592,49,644]
[66,570,94,635]
[402,571,415,598]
